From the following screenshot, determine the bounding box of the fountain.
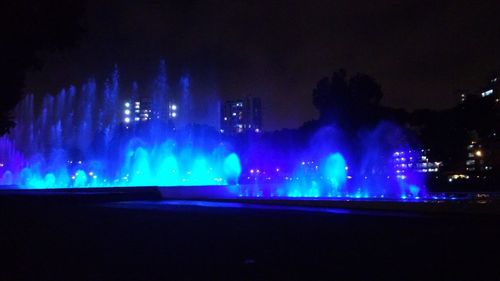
[0,61,427,200]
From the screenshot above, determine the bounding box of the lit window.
[481,89,493,97]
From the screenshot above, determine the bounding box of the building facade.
[123,98,177,126]
[220,97,262,134]
[392,149,442,179]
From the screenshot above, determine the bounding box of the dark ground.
[1,190,500,281]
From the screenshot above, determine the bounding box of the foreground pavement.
[1,190,500,280]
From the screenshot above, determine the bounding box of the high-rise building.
[466,141,486,172]
[465,140,498,172]
[392,149,442,179]
[220,97,262,134]
[123,98,177,126]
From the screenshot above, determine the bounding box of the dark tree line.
[311,69,410,133]
[307,68,500,173]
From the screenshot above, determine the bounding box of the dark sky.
[26,0,500,130]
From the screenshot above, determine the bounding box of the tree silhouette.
[312,69,384,131]
[348,73,383,105]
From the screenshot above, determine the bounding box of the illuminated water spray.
[322,153,347,190]
[223,153,242,184]
[0,62,426,199]
[0,62,241,188]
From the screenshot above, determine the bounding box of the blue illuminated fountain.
[0,61,427,200]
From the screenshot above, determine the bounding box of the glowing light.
[124,117,131,123]
[171,104,177,110]
[124,109,130,115]
[73,169,87,187]
[171,112,177,118]
[481,89,493,97]
[322,153,347,189]
[223,153,241,183]
[124,102,130,107]
[475,150,482,157]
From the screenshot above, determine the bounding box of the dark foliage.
[312,69,389,131]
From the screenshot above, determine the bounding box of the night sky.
[26,0,500,130]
